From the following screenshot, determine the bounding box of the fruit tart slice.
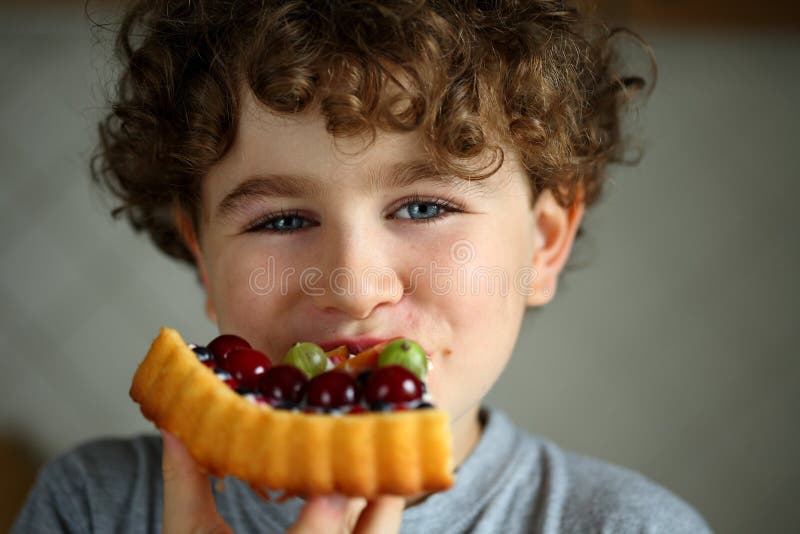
[129,327,454,498]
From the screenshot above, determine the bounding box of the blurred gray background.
[1,2,798,533]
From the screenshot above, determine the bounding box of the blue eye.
[247,211,315,233]
[394,202,442,220]
[269,215,310,231]
[247,197,462,234]
[392,198,459,221]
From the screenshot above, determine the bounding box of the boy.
[14,0,710,532]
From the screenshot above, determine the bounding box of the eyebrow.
[215,159,487,221]
[215,174,323,221]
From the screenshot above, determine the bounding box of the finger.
[285,495,349,534]
[342,498,368,532]
[353,496,405,534]
[161,430,231,534]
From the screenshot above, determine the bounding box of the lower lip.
[318,339,387,354]
[318,338,436,357]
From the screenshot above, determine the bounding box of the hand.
[286,494,404,534]
[161,431,405,534]
[161,431,232,534]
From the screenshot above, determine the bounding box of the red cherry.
[208,334,251,364]
[223,348,271,390]
[305,370,360,409]
[258,365,308,404]
[364,366,423,405]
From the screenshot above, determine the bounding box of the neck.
[451,404,483,468]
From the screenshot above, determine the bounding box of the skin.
[167,88,584,533]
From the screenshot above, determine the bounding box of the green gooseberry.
[378,338,428,380]
[283,342,328,378]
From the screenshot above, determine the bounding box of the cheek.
[426,277,524,420]
[446,255,526,364]
[417,231,529,416]
[207,240,297,332]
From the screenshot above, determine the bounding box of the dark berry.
[214,368,232,379]
[258,365,308,404]
[214,368,240,389]
[265,398,298,410]
[364,366,423,405]
[223,348,271,390]
[208,334,251,364]
[190,345,214,362]
[243,392,269,406]
[369,401,394,412]
[356,370,373,388]
[305,370,360,409]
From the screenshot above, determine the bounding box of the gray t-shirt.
[12,407,711,533]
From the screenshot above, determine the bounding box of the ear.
[526,188,585,307]
[173,205,218,324]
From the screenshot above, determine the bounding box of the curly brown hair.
[91,0,651,270]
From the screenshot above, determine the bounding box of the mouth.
[317,337,398,355]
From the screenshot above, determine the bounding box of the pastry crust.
[130,327,454,497]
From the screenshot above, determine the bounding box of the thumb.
[353,496,405,534]
[286,495,351,534]
[161,430,232,534]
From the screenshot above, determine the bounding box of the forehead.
[207,90,425,191]
[234,90,427,175]
[206,91,482,182]
[202,90,508,214]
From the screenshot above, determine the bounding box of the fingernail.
[160,430,176,449]
[321,494,348,512]
[160,430,186,457]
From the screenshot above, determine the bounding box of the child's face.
[185,90,580,440]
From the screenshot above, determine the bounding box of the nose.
[309,224,404,319]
